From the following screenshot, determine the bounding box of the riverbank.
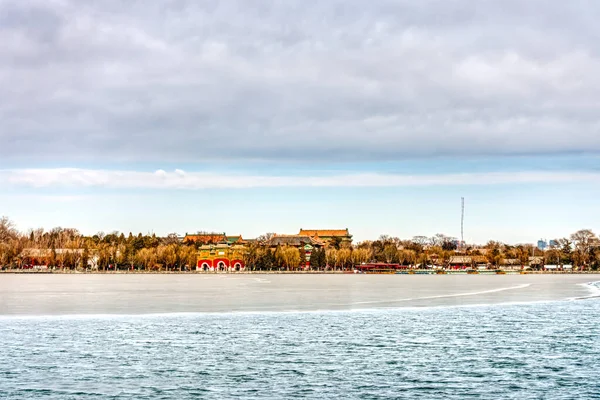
[1,269,599,275]
[1,269,346,274]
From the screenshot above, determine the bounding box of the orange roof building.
[298,229,352,243]
[183,233,227,245]
[267,234,325,248]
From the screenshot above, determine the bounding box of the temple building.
[184,232,250,246]
[184,232,249,271]
[297,229,353,244]
[196,243,246,271]
[266,234,325,268]
[226,235,247,245]
[266,234,325,249]
[184,232,227,245]
[187,229,352,270]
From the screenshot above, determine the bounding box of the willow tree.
[178,245,197,271]
[337,248,352,270]
[383,244,398,264]
[158,244,178,271]
[325,248,337,270]
[351,248,371,266]
[281,246,300,271]
[136,248,157,271]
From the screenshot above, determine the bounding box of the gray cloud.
[1,0,600,163]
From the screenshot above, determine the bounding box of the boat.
[478,270,496,275]
[446,269,467,274]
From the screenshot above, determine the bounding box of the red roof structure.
[183,233,227,245]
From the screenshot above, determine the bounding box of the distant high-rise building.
[537,240,548,251]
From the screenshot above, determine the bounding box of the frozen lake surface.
[0,274,597,315]
[1,275,599,399]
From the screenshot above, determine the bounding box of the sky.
[1,0,600,243]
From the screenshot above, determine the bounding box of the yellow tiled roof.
[184,234,227,244]
[268,234,325,247]
[298,229,350,237]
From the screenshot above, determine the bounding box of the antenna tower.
[461,197,465,248]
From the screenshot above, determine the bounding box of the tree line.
[0,217,196,271]
[1,217,599,271]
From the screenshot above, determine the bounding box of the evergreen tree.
[309,250,319,269]
[81,246,89,270]
[299,247,307,268]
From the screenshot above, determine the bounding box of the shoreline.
[1,270,599,275]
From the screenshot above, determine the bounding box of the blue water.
[1,300,599,399]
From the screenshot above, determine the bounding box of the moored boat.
[478,270,496,275]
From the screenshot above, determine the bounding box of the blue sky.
[1,1,600,243]
[2,154,599,243]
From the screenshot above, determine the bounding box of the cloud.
[2,168,599,189]
[38,195,88,203]
[0,193,88,202]
[1,1,600,163]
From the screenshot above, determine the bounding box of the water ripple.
[0,301,599,399]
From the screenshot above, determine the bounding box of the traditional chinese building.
[196,243,246,271]
[447,256,488,269]
[226,235,247,245]
[183,232,227,245]
[298,229,352,244]
[266,234,324,248]
[19,248,96,269]
[266,234,325,268]
[184,233,250,246]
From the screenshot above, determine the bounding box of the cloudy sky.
[1,0,599,242]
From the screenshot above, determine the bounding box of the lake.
[1,275,599,398]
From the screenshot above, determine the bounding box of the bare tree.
[163,233,180,245]
[571,229,598,268]
[378,234,391,243]
[256,233,276,245]
[0,217,18,243]
[412,236,428,246]
[429,234,449,247]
